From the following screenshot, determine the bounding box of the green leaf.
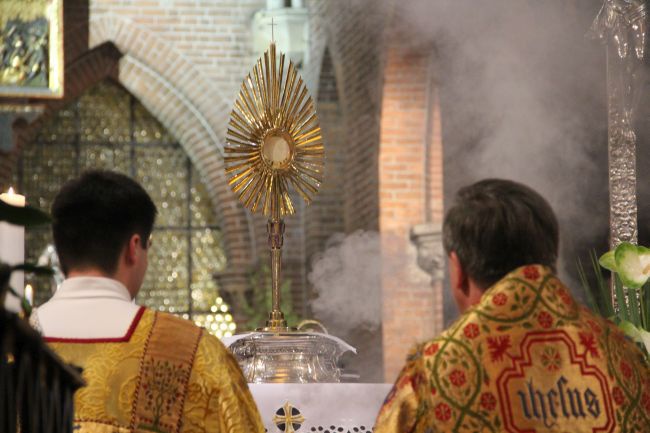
[599,250,617,272]
[640,330,650,359]
[618,320,650,357]
[577,257,597,312]
[614,242,650,289]
[643,282,650,330]
[614,275,629,321]
[591,250,615,317]
[627,287,641,327]
[0,201,50,227]
[619,320,642,341]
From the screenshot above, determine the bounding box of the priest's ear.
[448,252,468,292]
[448,251,470,311]
[124,233,145,265]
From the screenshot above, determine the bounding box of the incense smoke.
[391,0,609,306]
[309,230,382,332]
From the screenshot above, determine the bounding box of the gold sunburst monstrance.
[224,43,324,219]
[225,43,324,331]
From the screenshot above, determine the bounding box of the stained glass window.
[16,79,234,337]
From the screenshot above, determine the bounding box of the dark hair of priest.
[442,178,559,292]
[51,170,157,276]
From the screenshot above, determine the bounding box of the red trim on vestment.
[44,306,146,344]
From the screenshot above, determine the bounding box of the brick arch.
[88,15,256,268]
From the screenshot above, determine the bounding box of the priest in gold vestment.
[375,179,650,433]
[30,170,264,433]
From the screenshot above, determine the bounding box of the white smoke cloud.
[390,0,609,291]
[309,230,382,331]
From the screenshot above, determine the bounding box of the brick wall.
[305,0,390,233]
[379,33,445,381]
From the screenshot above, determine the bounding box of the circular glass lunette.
[261,129,295,170]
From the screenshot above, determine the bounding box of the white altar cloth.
[250,383,392,433]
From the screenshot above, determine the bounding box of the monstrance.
[224,43,353,383]
[225,41,323,331]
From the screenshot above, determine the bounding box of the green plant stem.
[641,285,648,330]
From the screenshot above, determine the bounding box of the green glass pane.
[35,106,76,144]
[21,143,76,212]
[190,228,226,312]
[78,81,130,144]
[135,146,189,226]
[24,228,55,307]
[133,101,175,144]
[80,144,131,174]
[190,168,218,227]
[138,229,189,313]
[19,78,227,321]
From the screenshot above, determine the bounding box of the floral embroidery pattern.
[620,360,633,380]
[540,346,561,371]
[557,288,573,306]
[434,403,451,421]
[639,392,650,413]
[463,323,480,339]
[480,392,497,411]
[487,336,511,362]
[578,332,599,358]
[587,319,602,335]
[449,369,467,387]
[537,311,553,329]
[612,386,625,406]
[523,266,540,280]
[375,265,650,433]
[492,293,508,306]
[424,343,439,356]
[139,359,187,431]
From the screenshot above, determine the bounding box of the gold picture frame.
[0,0,64,98]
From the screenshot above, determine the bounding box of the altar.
[249,383,391,433]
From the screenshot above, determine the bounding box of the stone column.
[409,223,444,285]
[409,222,445,338]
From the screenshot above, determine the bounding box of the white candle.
[0,187,26,207]
[25,284,33,306]
[0,187,26,313]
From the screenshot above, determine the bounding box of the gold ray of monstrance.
[225,43,323,331]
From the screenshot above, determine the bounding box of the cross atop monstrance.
[269,17,278,42]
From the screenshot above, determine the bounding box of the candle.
[0,187,26,207]
[25,284,33,306]
[0,187,26,313]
